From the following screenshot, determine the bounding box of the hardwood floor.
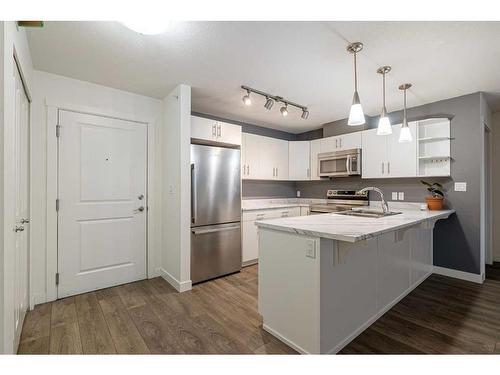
[18,265,296,354]
[18,263,500,354]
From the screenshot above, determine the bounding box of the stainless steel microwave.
[317,148,361,177]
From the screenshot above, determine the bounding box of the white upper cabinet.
[242,134,289,180]
[320,132,362,153]
[361,123,417,179]
[310,139,322,180]
[242,133,261,179]
[191,115,242,145]
[289,141,311,180]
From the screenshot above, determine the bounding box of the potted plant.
[421,180,445,210]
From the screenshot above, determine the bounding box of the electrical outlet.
[305,239,316,259]
[392,192,398,200]
[398,192,405,201]
[296,190,301,198]
[454,182,467,192]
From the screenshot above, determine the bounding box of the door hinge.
[55,273,59,286]
[56,199,59,212]
[56,125,61,137]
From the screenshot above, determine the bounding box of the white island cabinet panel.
[259,230,321,354]
[377,230,411,309]
[289,141,311,180]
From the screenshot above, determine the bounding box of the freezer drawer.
[191,222,242,284]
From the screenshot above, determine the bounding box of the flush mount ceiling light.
[121,20,170,35]
[242,90,252,106]
[240,85,309,120]
[346,42,365,126]
[376,66,392,135]
[398,83,413,143]
[264,97,274,110]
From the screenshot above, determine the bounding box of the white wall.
[160,84,192,292]
[492,111,500,262]
[30,71,164,306]
[0,21,34,354]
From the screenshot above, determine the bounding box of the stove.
[309,190,369,214]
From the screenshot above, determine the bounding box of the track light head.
[242,90,252,106]
[280,104,288,117]
[264,97,274,110]
[301,108,309,120]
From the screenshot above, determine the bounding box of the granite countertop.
[255,208,455,243]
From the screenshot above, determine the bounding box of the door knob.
[134,206,145,213]
[20,218,30,224]
[14,226,25,232]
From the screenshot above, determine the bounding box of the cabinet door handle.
[276,167,279,178]
[248,165,250,175]
[339,138,342,148]
[382,162,385,175]
[217,124,221,137]
[212,124,217,137]
[335,139,338,148]
[387,162,390,174]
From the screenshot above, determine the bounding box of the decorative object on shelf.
[421,180,445,210]
[398,83,413,143]
[346,42,365,126]
[240,85,309,120]
[376,65,392,135]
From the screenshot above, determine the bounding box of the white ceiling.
[27,21,500,133]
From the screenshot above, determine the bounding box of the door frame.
[44,102,159,303]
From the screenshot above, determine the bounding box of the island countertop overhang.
[255,209,455,243]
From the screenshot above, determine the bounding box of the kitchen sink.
[335,209,402,218]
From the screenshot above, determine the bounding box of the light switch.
[392,192,398,200]
[296,190,301,198]
[454,182,467,192]
[398,192,405,201]
[305,239,316,259]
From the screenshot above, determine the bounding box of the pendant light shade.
[347,42,365,126]
[376,66,392,135]
[398,83,413,143]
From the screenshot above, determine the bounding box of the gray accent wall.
[197,93,485,275]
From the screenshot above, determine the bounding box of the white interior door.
[57,110,147,298]
[13,61,30,350]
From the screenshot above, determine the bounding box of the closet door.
[13,61,30,351]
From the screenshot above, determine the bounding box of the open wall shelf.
[417,118,451,177]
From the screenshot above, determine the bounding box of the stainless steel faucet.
[357,187,389,213]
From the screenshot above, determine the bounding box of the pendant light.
[376,66,392,135]
[398,83,413,143]
[346,42,365,126]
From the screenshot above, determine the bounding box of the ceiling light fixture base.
[399,83,412,91]
[346,42,363,54]
[377,66,392,75]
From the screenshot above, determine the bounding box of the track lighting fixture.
[280,104,289,117]
[241,85,309,120]
[398,83,413,143]
[376,66,392,135]
[264,97,274,110]
[346,42,365,126]
[242,90,252,106]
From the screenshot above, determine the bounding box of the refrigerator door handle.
[191,224,241,235]
[191,163,197,224]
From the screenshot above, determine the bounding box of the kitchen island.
[256,208,454,354]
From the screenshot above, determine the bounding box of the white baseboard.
[158,267,192,292]
[242,259,258,267]
[433,266,484,284]
[262,324,309,354]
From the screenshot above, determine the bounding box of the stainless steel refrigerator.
[190,143,241,284]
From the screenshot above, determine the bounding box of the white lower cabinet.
[242,206,303,265]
